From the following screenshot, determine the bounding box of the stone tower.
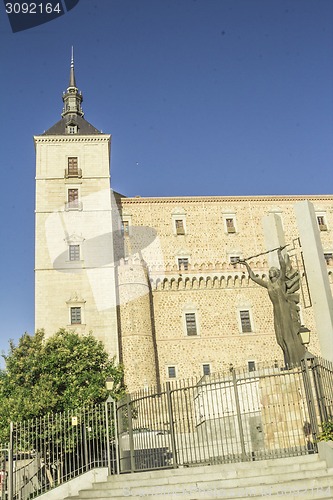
[34,50,119,358]
[117,256,159,392]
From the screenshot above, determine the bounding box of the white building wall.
[34,135,119,359]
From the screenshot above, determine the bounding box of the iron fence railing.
[7,400,117,500]
[118,360,320,472]
[1,356,332,499]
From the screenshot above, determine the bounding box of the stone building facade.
[116,195,333,391]
[35,57,333,392]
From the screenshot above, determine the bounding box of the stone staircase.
[66,454,333,499]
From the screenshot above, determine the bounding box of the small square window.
[121,220,130,235]
[226,218,236,233]
[240,310,252,333]
[324,253,333,265]
[178,258,189,271]
[185,313,197,335]
[69,245,80,261]
[230,256,240,264]
[168,366,176,378]
[175,219,185,235]
[70,307,81,324]
[248,361,256,372]
[317,216,327,231]
[202,364,211,376]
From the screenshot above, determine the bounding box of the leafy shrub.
[318,419,333,442]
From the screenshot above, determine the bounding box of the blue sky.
[0,0,332,356]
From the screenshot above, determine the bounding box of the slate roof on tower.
[43,116,102,135]
[43,48,102,136]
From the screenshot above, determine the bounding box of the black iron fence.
[0,355,332,499]
[1,399,117,500]
[118,356,331,472]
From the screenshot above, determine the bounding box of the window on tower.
[66,157,82,178]
[66,188,82,210]
[68,189,78,206]
[239,310,252,333]
[185,312,197,335]
[178,258,189,271]
[67,125,78,134]
[70,307,81,324]
[69,244,80,261]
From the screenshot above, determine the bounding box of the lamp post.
[298,326,320,448]
[105,377,119,475]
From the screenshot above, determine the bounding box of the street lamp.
[105,377,117,475]
[299,325,311,348]
[105,376,114,393]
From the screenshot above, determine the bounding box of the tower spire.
[69,46,76,88]
[62,47,84,118]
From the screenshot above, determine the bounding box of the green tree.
[0,329,125,441]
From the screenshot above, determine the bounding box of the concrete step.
[65,454,333,500]
[75,473,333,498]
[104,456,327,487]
[89,464,331,493]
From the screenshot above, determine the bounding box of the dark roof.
[43,115,102,135]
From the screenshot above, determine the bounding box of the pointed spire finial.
[62,47,84,119]
[69,46,76,88]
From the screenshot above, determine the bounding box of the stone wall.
[118,195,333,388]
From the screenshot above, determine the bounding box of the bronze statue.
[239,247,305,367]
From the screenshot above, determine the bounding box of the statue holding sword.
[237,245,306,367]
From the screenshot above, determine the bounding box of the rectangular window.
[69,245,80,261]
[202,364,211,376]
[185,313,197,336]
[178,258,189,271]
[324,253,333,264]
[248,361,256,372]
[240,310,252,333]
[68,157,78,176]
[168,366,176,378]
[226,218,236,233]
[121,220,129,235]
[70,307,81,324]
[317,216,327,231]
[68,188,79,208]
[230,256,240,264]
[175,219,185,235]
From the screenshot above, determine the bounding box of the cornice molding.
[149,269,333,291]
[120,194,333,204]
[34,135,110,144]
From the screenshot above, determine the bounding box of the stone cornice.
[146,259,333,290]
[34,135,110,144]
[150,269,333,291]
[119,194,333,204]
